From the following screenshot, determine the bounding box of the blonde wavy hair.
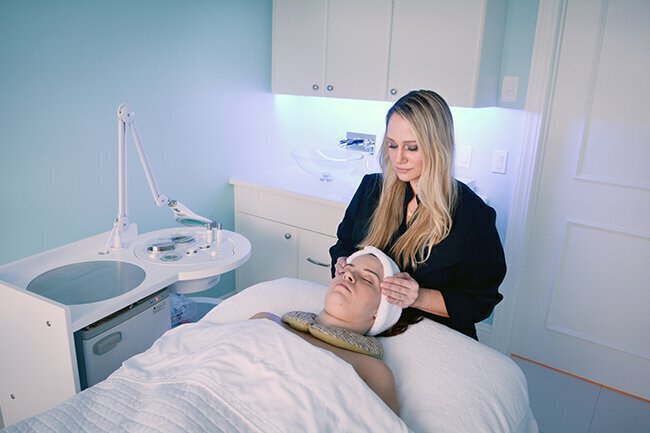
[361,90,458,269]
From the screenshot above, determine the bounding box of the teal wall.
[499,0,540,109]
[0,0,275,297]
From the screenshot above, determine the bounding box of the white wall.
[269,95,526,240]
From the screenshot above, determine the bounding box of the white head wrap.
[347,246,403,336]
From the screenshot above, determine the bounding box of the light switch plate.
[491,150,508,174]
[457,145,472,168]
[501,75,519,103]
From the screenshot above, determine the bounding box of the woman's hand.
[334,256,348,277]
[381,272,420,308]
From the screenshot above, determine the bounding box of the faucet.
[338,136,376,155]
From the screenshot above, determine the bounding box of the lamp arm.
[113,104,169,249]
[110,104,215,250]
[113,106,132,249]
[128,120,170,208]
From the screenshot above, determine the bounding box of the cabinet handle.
[306,257,329,267]
[284,233,292,239]
[390,88,398,96]
[326,85,334,92]
[312,84,319,91]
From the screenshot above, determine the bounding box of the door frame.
[490,0,566,354]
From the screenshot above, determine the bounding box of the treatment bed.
[3,278,538,433]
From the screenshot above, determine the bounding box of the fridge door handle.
[92,332,122,355]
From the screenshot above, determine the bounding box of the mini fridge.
[74,288,171,389]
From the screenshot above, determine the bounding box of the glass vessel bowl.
[291,148,365,182]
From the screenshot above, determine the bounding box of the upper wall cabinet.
[387,0,508,107]
[272,0,508,107]
[272,0,392,101]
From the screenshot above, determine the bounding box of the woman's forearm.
[412,288,449,318]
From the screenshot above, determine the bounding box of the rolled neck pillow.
[347,246,402,336]
[282,311,384,358]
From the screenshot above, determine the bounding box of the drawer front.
[298,230,336,287]
[235,186,346,236]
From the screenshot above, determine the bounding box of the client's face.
[323,254,384,333]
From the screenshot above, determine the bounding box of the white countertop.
[230,165,478,205]
[229,165,366,206]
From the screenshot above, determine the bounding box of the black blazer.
[329,173,506,339]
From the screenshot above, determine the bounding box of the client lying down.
[3,248,414,433]
[252,246,408,414]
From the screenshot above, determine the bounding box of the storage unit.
[0,228,251,425]
[75,288,170,389]
[387,0,508,106]
[272,0,392,101]
[272,0,508,107]
[231,169,353,291]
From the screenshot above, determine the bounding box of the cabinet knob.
[390,88,398,96]
[284,233,292,239]
[312,84,319,91]
[326,85,334,92]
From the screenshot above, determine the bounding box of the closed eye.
[362,270,381,287]
[386,139,418,152]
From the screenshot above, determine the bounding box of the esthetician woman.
[329,89,506,340]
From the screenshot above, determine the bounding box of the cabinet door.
[298,229,336,287]
[387,0,507,107]
[272,0,327,96]
[235,212,299,292]
[324,0,393,100]
[272,0,392,101]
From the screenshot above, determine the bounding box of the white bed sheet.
[203,278,539,433]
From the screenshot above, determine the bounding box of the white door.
[509,0,650,399]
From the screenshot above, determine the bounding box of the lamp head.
[168,199,213,227]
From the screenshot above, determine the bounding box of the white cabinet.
[271,0,327,97]
[235,213,299,290]
[272,0,508,107]
[272,0,393,100]
[387,0,508,107]
[233,183,346,291]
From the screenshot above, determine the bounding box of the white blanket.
[204,278,539,433]
[4,319,410,433]
[4,278,538,433]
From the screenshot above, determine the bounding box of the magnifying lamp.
[110,104,215,249]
